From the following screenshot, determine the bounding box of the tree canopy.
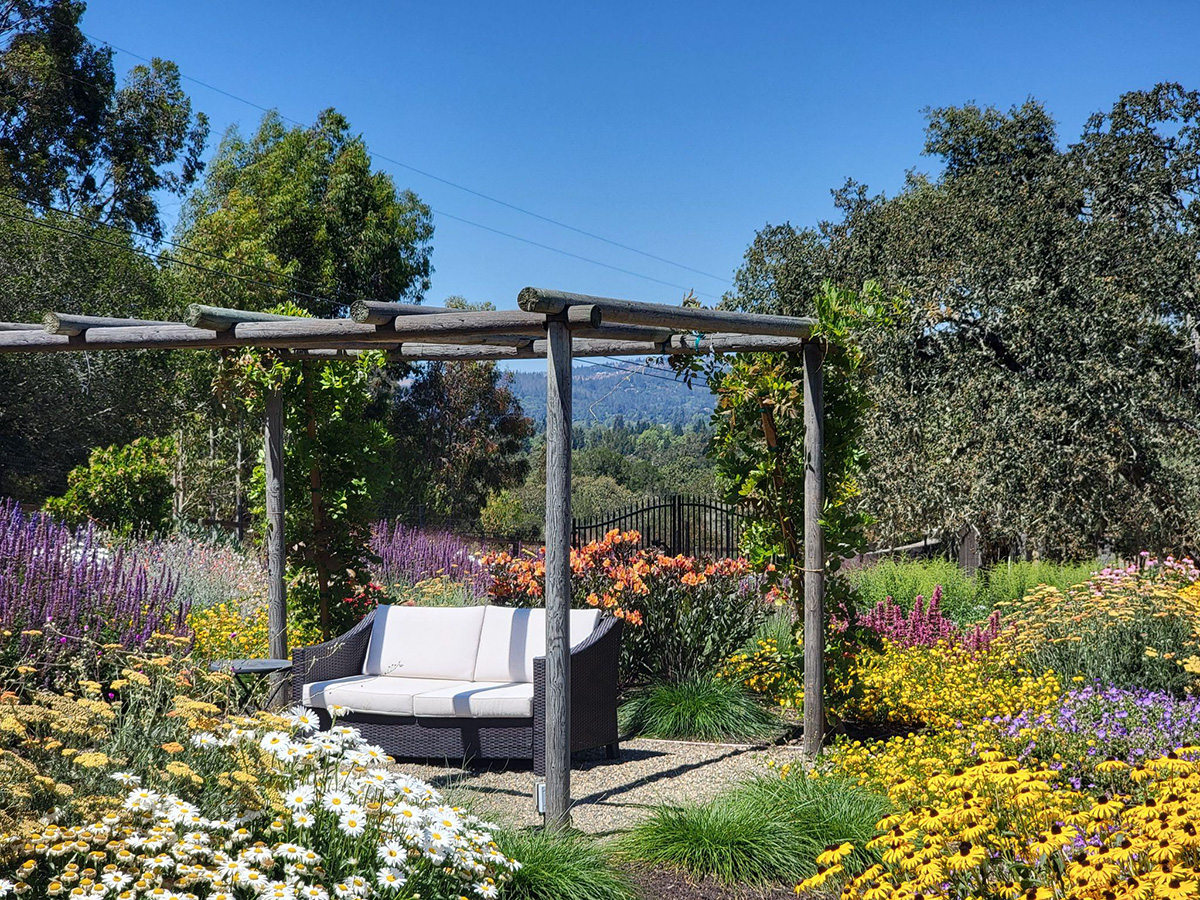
[730,85,1200,559]
[0,0,208,240]
[172,109,433,318]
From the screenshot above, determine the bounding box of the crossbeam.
[518,287,816,339]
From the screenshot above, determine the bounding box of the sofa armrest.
[291,609,376,706]
[532,615,623,752]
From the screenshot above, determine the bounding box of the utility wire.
[82,30,732,292]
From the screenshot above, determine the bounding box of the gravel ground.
[401,737,808,833]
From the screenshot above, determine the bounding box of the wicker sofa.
[292,604,622,774]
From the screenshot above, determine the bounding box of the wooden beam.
[43,313,176,335]
[543,316,573,829]
[350,300,455,324]
[0,322,44,331]
[571,323,673,343]
[186,304,305,331]
[518,287,816,338]
[802,341,825,761]
[265,389,289,680]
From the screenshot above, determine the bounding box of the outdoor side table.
[209,658,292,709]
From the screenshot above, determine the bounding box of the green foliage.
[731,86,1200,557]
[707,281,891,604]
[224,303,393,636]
[494,828,636,900]
[982,559,1099,608]
[616,774,888,885]
[0,198,181,502]
[620,568,772,686]
[0,1,208,240]
[43,436,175,535]
[618,677,783,742]
[172,109,431,317]
[478,489,531,537]
[848,558,988,624]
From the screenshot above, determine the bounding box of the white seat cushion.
[472,607,602,683]
[363,605,486,680]
[412,681,535,718]
[303,676,464,716]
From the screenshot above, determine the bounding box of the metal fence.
[571,494,747,558]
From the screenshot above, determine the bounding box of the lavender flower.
[0,499,188,682]
[369,521,486,599]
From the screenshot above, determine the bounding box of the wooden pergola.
[0,286,827,826]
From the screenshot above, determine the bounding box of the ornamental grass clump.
[802,748,1200,900]
[617,774,886,886]
[0,499,188,685]
[618,677,783,743]
[0,711,521,899]
[494,828,636,900]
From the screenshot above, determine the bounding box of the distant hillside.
[508,363,715,427]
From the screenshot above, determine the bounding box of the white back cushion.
[473,606,602,683]
[363,605,486,680]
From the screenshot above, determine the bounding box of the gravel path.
[401,738,807,833]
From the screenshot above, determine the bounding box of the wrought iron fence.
[571,493,747,558]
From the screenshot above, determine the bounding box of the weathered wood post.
[265,388,289,673]
[802,342,825,761]
[544,314,573,828]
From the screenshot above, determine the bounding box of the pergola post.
[802,342,825,760]
[265,388,289,671]
[543,316,573,828]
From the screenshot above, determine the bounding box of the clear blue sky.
[87,1,1200,321]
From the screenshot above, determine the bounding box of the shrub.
[0,500,188,686]
[495,828,636,900]
[478,488,536,538]
[483,529,773,686]
[187,599,323,661]
[1,712,521,898]
[719,635,804,708]
[619,677,783,742]
[43,436,176,536]
[1001,555,1200,694]
[617,774,887,886]
[811,752,1200,900]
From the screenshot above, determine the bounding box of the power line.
[82,30,732,292]
[432,209,709,296]
[577,359,684,385]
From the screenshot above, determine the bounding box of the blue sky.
[86,1,1200,326]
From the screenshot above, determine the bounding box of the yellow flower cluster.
[840,637,1062,731]
[188,602,322,660]
[720,638,805,708]
[803,749,1200,900]
[821,725,997,805]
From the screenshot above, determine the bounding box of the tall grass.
[494,828,636,900]
[616,774,889,885]
[618,677,784,743]
[849,557,1101,624]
